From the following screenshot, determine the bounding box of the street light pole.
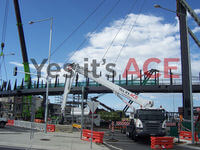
[29,17,53,133]
[44,17,53,133]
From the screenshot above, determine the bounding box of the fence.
[6,120,55,132]
[179,131,199,142]
[82,129,104,144]
[6,120,14,126]
[151,137,174,149]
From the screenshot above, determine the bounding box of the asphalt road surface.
[1,126,199,150]
[0,126,40,150]
[102,129,197,150]
[0,145,38,150]
[0,125,33,133]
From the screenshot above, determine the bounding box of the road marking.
[104,142,123,150]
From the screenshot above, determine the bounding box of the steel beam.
[1,85,200,97]
[177,0,193,119]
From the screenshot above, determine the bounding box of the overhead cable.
[51,0,106,57]
[115,0,147,63]
[101,0,138,61]
[63,0,121,64]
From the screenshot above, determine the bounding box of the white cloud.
[192,26,200,33]
[188,9,200,18]
[69,13,183,81]
[10,61,24,67]
[194,9,200,15]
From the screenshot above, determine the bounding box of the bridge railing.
[14,78,200,90]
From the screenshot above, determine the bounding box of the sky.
[0,0,200,112]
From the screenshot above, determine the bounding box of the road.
[102,129,198,150]
[0,126,39,150]
[0,145,39,150]
[1,126,199,150]
[0,125,32,133]
[0,125,109,150]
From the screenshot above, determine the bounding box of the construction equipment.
[123,69,159,112]
[61,63,167,140]
[13,0,32,120]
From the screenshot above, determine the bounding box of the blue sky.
[0,0,200,112]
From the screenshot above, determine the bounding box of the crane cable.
[114,0,147,64]
[101,0,138,61]
[0,0,9,84]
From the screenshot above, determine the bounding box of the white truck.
[61,63,167,140]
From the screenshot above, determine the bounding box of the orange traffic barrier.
[47,124,55,132]
[82,129,104,144]
[6,120,14,126]
[151,137,174,149]
[179,131,199,142]
[34,119,44,123]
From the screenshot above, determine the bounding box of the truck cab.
[127,109,166,140]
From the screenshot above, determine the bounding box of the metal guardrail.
[14,120,45,131]
[16,78,200,90]
[16,79,158,90]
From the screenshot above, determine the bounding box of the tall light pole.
[29,17,53,133]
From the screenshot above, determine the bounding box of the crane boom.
[61,63,153,115]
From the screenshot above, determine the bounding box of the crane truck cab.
[126,108,166,140]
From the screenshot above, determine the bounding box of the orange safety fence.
[82,129,104,144]
[151,137,174,149]
[47,124,55,132]
[6,120,14,126]
[179,131,199,142]
[34,119,44,123]
[114,126,121,129]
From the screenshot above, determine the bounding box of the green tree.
[35,107,44,119]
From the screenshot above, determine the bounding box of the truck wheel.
[126,132,131,138]
[132,131,138,141]
[0,122,6,128]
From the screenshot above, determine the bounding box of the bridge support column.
[177,0,193,120]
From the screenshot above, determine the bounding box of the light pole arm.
[29,17,52,24]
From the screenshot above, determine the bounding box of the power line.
[50,0,106,57]
[2,56,7,82]
[115,0,147,63]
[0,0,9,84]
[101,0,138,61]
[63,0,121,64]
[1,0,9,43]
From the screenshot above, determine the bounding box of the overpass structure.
[0,76,200,97]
